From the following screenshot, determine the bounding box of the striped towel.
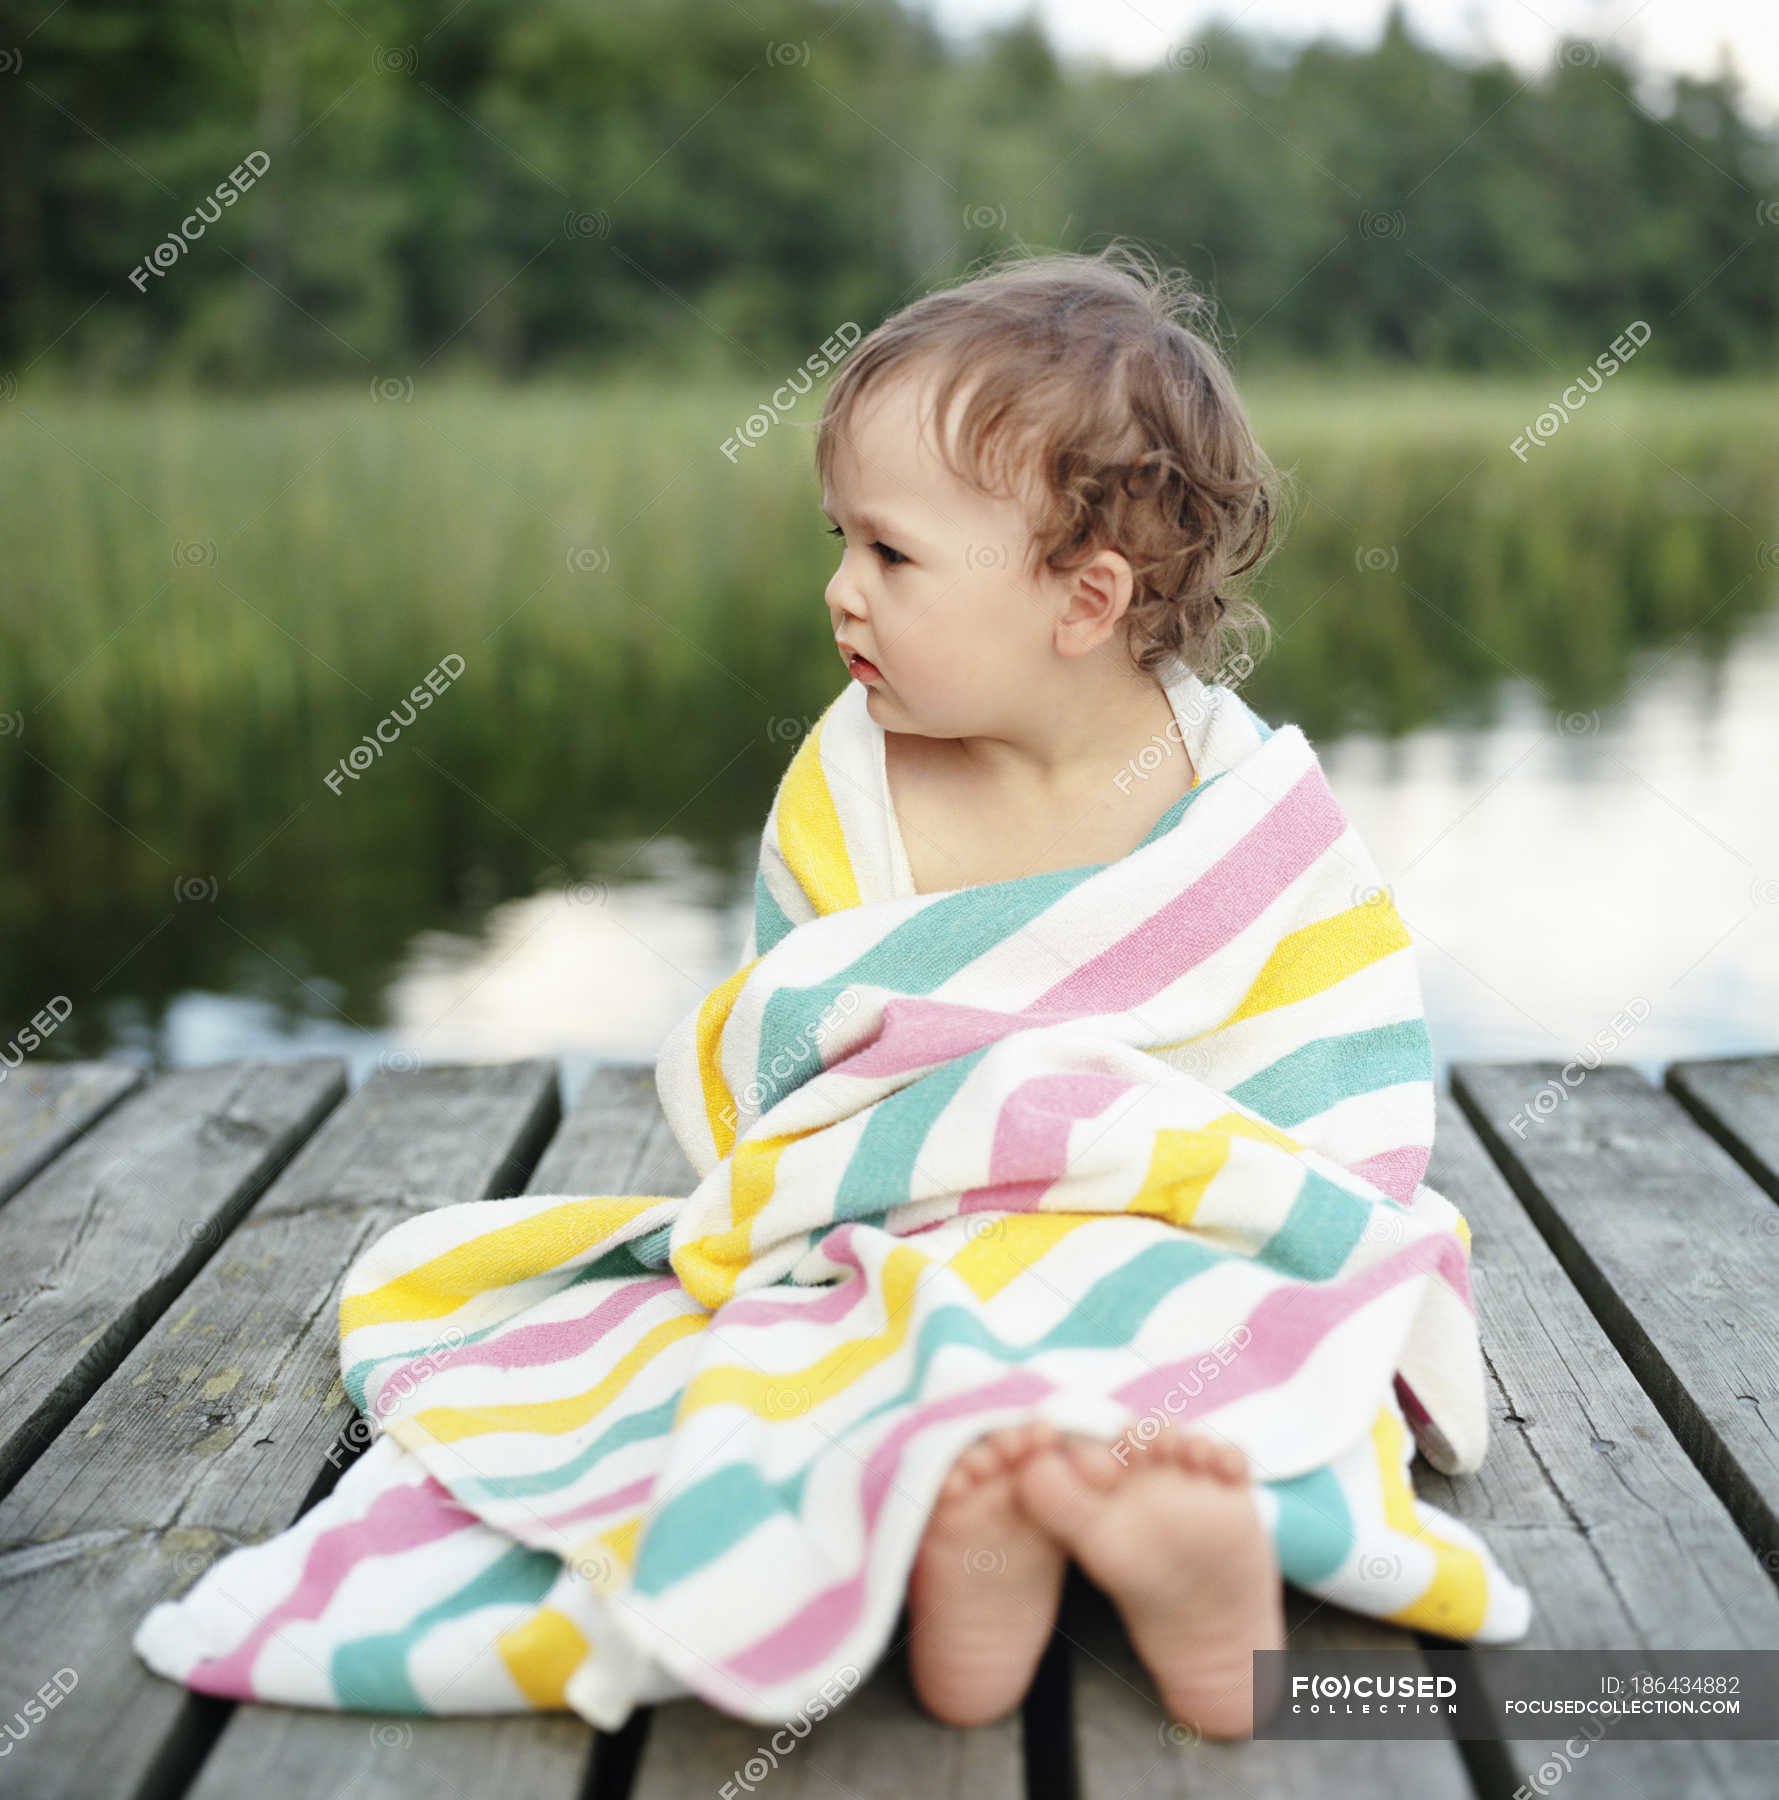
[134,660,1532,1728]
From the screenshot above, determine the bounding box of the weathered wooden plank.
[630,1636,1023,1800]
[0,1059,346,1502]
[0,1061,560,1800]
[1423,1090,1779,1797]
[0,1060,143,1205]
[1667,1053,1779,1204]
[527,1060,691,1196]
[1451,1061,1779,1565]
[1071,1580,1474,1799]
[182,1063,698,1800]
[178,1705,596,1800]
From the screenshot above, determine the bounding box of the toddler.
[815,243,1286,1737]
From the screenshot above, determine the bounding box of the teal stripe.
[632,1462,784,1597]
[1229,1018,1432,1130]
[331,1540,561,1711]
[450,1393,683,1505]
[1256,1166,1374,1281]
[832,1047,988,1230]
[750,863,1089,1115]
[755,866,795,957]
[1270,1462,1354,1582]
[633,1222,674,1267]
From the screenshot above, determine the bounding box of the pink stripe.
[1109,1230,1472,1428]
[958,1071,1133,1214]
[373,1276,681,1410]
[710,1230,1470,1689]
[832,995,1038,1081]
[1349,1144,1429,1209]
[716,1227,870,1328]
[719,1367,1050,1686]
[1035,767,1344,1017]
[833,767,1342,1083]
[187,1475,475,1698]
[535,1472,658,1533]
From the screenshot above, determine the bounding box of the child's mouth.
[848,653,883,683]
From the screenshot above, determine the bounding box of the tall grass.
[2,372,1774,878]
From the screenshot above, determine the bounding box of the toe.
[1062,1433,1125,1491]
[1014,1445,1102,1544]
[1014,1419,1060,1460]
[937,1463,974,1504]
[960,1441,1003,1481]
[1211,1441,1250,1483]
[1168,1433,1205,1472]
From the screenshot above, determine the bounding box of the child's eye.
[825,524,906,568]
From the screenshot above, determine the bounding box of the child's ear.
[1053,547,1136,657]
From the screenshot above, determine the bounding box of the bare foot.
[906,1420,1069,1726]
[1014,1427,1283,1740]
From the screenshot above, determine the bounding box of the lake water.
[132,601,1779,1108]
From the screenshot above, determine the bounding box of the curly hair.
[814,241,1284,682]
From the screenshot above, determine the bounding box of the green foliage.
[1,0,1774,383]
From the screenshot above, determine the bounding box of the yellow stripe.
[694,960,755,1164]
[340,1195,675,1337]
[395,1311,709,1444]
[675,1240,927,1418]
[495,1606,591,1708]
[672,1127,816,1311]
[776,709,860,917]
[677,1214,1101,1420]
[1125,1112,1303,1227]
[562,1517,641,1589]
[1154,902,1412,1056]
[693,698,857,1158]
[1370,1402,1490,1637]
[949,1213,1098,1301]
[596,1513,643,1573]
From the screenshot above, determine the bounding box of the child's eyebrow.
[820,498,920,543]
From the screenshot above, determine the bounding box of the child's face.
[822,367,1066,741]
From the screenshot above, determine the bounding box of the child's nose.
[826,565,865,621]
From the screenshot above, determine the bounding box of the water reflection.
[108,605,1778,1097]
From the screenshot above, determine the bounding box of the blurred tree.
[0,0,1772,384]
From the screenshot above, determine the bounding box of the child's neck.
[950,656,1175,793]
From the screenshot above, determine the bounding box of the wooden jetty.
[1,1052,1776,1799]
